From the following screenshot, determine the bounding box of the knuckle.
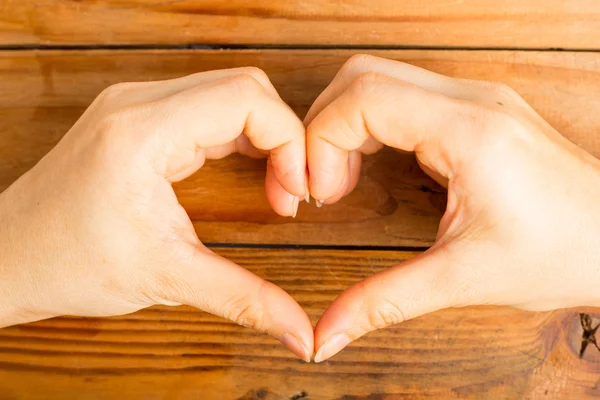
[95,104,140,135]
[224,281,269,332]
[354,71,385,88]
[99,82,138,101]
[342,53,377,75]
[366,299,406,330]
[350,71,390,99]
[476,80,524,104]
[229,302,266,331]
[322,109,365,148]
[269,153,298,181]
[90,104,156,169]
[228,73,263,95]
[100,83,126,98]
[238,66,270,85]
[488,82,520,99]
[458,101,521,142]
[93,82,147,123]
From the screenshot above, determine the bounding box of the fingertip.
[314,251,463,363]
[314,289,357,349]
[313,284,366,364]
[308,150,361,206]
[313,333,352,363]
[307,141,349,202]
[304,169,310,204]
[265,163,300,217]
[313,291,361,363]
[163,245,314,362]
[280,332,312,363]
[269,142,307,199]
[259,282,314,361]
[344,151,362,196]
[312,172,348,206]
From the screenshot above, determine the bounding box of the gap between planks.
[204,243,428,252]
[2,44,600,53]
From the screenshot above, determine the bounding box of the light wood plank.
[2,0,600,49]
[2,49,600,246]
[0,248,596,399]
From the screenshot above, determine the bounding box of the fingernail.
[292,196,299,218]
[280,333,310,363]
[316,199,324,208]
[314,333,351,363]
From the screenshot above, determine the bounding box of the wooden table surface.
[2,1,600,399]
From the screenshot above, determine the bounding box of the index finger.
[125,72,307,202]
[304,54,472,126]
[305,54,517,202]
[306,71,482,201]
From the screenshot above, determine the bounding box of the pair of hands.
[2,54,600,363]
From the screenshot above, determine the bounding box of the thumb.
[150,245,314,362]
[313,248,475,363]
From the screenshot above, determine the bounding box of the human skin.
[2,55,600,364]
[304,54,600,362]
[0,67,313,362]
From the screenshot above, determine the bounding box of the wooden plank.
[2,0,600,49]
[0,248,596,399]
[2,49,600,246]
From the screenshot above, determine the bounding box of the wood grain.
[2,0,600,49]
[2,49,600,246]
[0,248,597,399]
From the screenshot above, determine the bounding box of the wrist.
[575,163,600,307]
[0,188,22,326]
[0,184,49,327]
